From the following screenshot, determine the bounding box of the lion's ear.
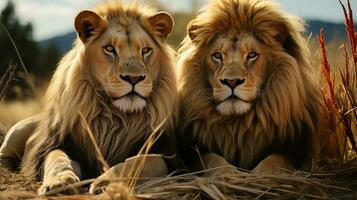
[187,20,204,42]
[149,12,174,38]
[272,22,302,58]
[74,10,106,43]
[273,23,288,44]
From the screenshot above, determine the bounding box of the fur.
[178,0,322,170]
[21,2,177,179]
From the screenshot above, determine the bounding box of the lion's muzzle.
[220,78,246,89]
[119,74,146,86]
[111,71,152,113]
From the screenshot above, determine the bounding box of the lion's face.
[75,10,173,113]
[86,22,157,113]
[206,32,267,115]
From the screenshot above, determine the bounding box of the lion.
[0,2,178,194]
[177,0,324,174]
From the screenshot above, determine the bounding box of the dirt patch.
[0,167,40,199]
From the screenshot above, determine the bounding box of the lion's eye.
[211,52,223,62]
[142,47,153,58]
[103,45,116,55]
[247,51,258,62]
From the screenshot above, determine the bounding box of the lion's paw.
[252,154,292,174]
[209,166,242,177]
[89,174,111,195]
[38,171,80,195]
[89,177,110,194]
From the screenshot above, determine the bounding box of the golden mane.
[21,2,177,178]
[178,0,322,169]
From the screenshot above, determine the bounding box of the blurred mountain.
[39,19,349,55]
[39,32,76,54]
[306,20,346,41]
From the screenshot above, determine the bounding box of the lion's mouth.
[216,95,254,115]
[111,91,148,112]
[221,95,251,103]
[113,92,146,101]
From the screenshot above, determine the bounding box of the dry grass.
[319,0,357,162]
[0,100,41,130]
[0,167,39,196]
[0,63,17,101]
[0,163,356,199]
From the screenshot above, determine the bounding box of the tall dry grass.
[0,21,43,136]
[319,0,357,163]
[0,62,17,101]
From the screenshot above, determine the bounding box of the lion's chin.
[112,96,147,113]
[216,100,251,115]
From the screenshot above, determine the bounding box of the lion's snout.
[220,78,246,89]
[119,74,146,86]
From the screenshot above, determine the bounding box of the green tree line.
[0,1,61,100]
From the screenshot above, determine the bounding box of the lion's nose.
[220,78,245,89]
[120,75,146,85]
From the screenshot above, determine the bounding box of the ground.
[0,123,357,200]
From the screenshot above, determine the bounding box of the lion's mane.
[178,0,322,169]
[21,3,177,178]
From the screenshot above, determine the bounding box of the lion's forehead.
[108,18,143,32]
[105,20,149,42]
[210,33,262,62]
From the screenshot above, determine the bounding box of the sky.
[0,0,356,41]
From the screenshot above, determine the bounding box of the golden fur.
[21,1,177,183]
[178,0,322,170]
